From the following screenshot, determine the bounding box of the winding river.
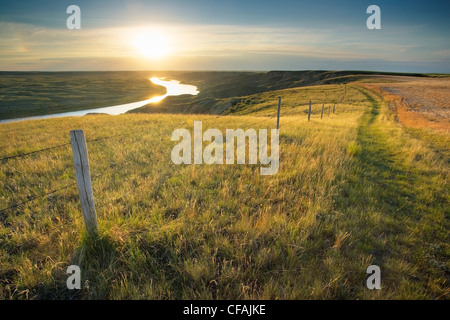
[0,78,199,124]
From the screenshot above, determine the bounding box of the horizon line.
[0,69,448,75]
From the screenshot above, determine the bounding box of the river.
[0,77,199,124]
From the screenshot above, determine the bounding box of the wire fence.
[0,114,222,253]
[7,219,76,255]
[0,182,77,217]
[1,94,346,254]
[0,142,72,162]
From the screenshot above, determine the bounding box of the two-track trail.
[330,85,449,299]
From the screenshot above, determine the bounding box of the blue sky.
[0,0,449,72]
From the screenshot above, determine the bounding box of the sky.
[0,0,449,72]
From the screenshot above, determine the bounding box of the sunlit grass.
[0,84,448,299]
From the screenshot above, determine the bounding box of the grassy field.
[0,82,448,299]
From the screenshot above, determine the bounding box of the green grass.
[0,83,448,299]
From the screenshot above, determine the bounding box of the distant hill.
[129,70,429,115]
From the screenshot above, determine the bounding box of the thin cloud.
[0,21,448,72]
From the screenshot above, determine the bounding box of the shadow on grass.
[21,231,120,299]
[332,87,449,297]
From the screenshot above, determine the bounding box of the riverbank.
[0,71,170,121]
[0,76,199,123]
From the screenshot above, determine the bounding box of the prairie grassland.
[0,84,448,299]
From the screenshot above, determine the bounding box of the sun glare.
[146,77,199,103]
[134,32,168,58]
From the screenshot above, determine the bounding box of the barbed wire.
[85,114,221,147]
[0,113,265,163]
[245,116,276,128]
[0,170,111,220]
[0,120,173,163]
[0,101,340,211]
[0,142,71,162]
[2,95,351,257]
[6,219,76,255]
[0,117,214,221]
[2,115,252,253]
[1,171,113,253]
[1,91,347,162]
[1,105,338,208]
[0,182,78,217]
[0,134,127,163]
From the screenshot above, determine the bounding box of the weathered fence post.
[328,105,331,116]
[70,130,98,236]
[276,97,281,130]
[321,104,324,119]
[333,104,335,113]
[308,101,311,121]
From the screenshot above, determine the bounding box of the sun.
[134,32,168,58]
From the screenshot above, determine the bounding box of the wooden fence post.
[333,104,335,113]
[308,101,311,121]
[70,130,98,236]
[321,104,324,119]
[328,105,331,116]
[276,97,281,130]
